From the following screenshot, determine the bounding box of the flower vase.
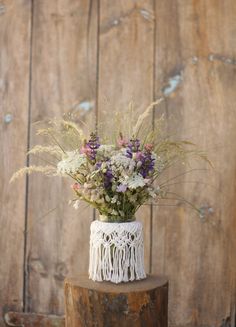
[89,219,146,283]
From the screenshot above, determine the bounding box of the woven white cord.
[89,220,146,283]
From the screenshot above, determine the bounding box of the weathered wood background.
[0,1,235,326]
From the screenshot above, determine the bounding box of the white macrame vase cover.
[89,220,146,283]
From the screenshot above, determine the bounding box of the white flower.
[151,152,157,161]
[148,188,157,198]
[111,195,118,203]
[126,173,148,189]
[136,161,142,168]
[97,145,115,156]
[73,200,80,209]
[111,153,133,169]
[57,151,86,174]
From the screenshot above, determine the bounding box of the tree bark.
[64,274,168,327]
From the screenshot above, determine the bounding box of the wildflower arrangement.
[11,98,209,222]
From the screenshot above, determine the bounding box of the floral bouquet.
[11,98,208,221]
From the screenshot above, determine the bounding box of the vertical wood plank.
[153,1,236,326]
[98,0,155,272]
[0,0,31,324]
[26,0,98,314]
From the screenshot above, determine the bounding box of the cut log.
[64,274,168,327]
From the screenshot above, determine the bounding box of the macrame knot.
[89,220,146,283]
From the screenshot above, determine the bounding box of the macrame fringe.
[89,220,146,284]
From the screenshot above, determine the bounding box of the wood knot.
[29,258,47,277]
[54,262,68,281]
[0,4,5,15]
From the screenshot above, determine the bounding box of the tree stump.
[64,274,168,327]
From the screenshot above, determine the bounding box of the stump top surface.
[65,274,168,293]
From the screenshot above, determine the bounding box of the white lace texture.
[89,220,146,284]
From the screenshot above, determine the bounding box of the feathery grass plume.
[154,139,211,166]
[27,145,63,156]
[105,103,136,144]
[60,119,85,140]
[132,97,164,137]
[10,165,56,183]
[36,127,54,136]
[54,120,84,151]
[193,150,213,167]
[126,101,135,137]
[98,100,163,144]
[36,119,86,152]
[140,115,165,148]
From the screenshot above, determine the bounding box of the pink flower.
[81,145,92,156]
[135,151,143,160]
[117,138,128,147]
[72,183,80,191]
[144,143,153,152]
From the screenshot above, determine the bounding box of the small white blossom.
[136,161,142,168]
[97,145,115,156]
[111,153,133,169]
[73,200,80,209]
[111,196,118,203]
[57,151,86,174]
[148,188,157,198]
[126,173,147,189]
[151,152,157,160]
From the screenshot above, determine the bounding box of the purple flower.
[95,161,102,169]
[139,151,155,177]
[88,133,100,150]
[82,133,100,161]
[125,138,141,158]
[128,138,140,152]
[104,168,113,188]
[126,148,133,158]
[134,151,144,161]
[116,184,127,193]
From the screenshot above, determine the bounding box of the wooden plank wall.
[0,0,31,325]
[0,1,235,326]
[153,1,236,326]
[26,0,98,314]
